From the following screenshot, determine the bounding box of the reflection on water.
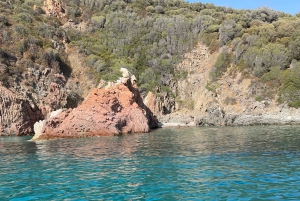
[36,125,300,158]
[1,125,300,200]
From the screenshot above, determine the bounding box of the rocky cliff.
[0,62,70,136]
[0,47,91,135]
[0,84,43,135]
[32,69,158,140]
[146,43,300,126]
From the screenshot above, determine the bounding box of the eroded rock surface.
[32,70,158,140]
[0,84,43,135]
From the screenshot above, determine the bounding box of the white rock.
[131,75,137,84]
[32,120,45,140]
[50,109,63,119]
[120,67,130,78]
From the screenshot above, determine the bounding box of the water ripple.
[1,126,300,200]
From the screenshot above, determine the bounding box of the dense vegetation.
[0,0,69,92]
[1,0,300,107]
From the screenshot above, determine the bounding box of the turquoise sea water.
[1,126,300,200]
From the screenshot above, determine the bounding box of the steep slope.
[64,45,97,99]
[0,0,96,135]
[150,43,300,126]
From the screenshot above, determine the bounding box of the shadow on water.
[0,136,37,155]
[10,125,298,161]
[148,125,300,155]
[1,125,300,160]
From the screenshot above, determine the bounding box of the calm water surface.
[1,126,300,200]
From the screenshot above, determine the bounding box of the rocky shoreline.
[156,109,300,127]
[142,43,300,129]
[2,42,300,137]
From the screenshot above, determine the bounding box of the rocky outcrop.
[144,90,176,117]
[144,74,177,119]
[42,0,65,18]
[0,84,43,135]
[0,52,85,135]
[0,29,93,136]
[32,69,158,140]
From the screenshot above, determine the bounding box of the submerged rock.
[32,69,158,140]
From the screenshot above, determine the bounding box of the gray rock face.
[0,84,43,135]
[144,90,176,117]
[0,58,85,135]
[193,112,300,127]
[159,110,194,125]
[232,112,300,126]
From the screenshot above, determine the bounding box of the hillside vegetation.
[1,0,300,107]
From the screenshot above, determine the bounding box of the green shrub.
[178,99,194,110]
[288,101,300,108]
[12,24,27,36]
[261,65,282,88]
[210,47,231,81]
[16,39,28,54]
[255,96,263,102]
[14,12,32,23]
[91,15,106,28]
[200,32,219,53]
[146,6,155,13]
[278,61,300,107]
[0,15,8,25]
[205,82,218,93]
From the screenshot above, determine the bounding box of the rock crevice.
[0,84,43,135]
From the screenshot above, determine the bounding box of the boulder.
[32,69,158,140]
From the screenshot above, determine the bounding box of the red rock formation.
[0,84,43,135]
[32,80,158,140]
